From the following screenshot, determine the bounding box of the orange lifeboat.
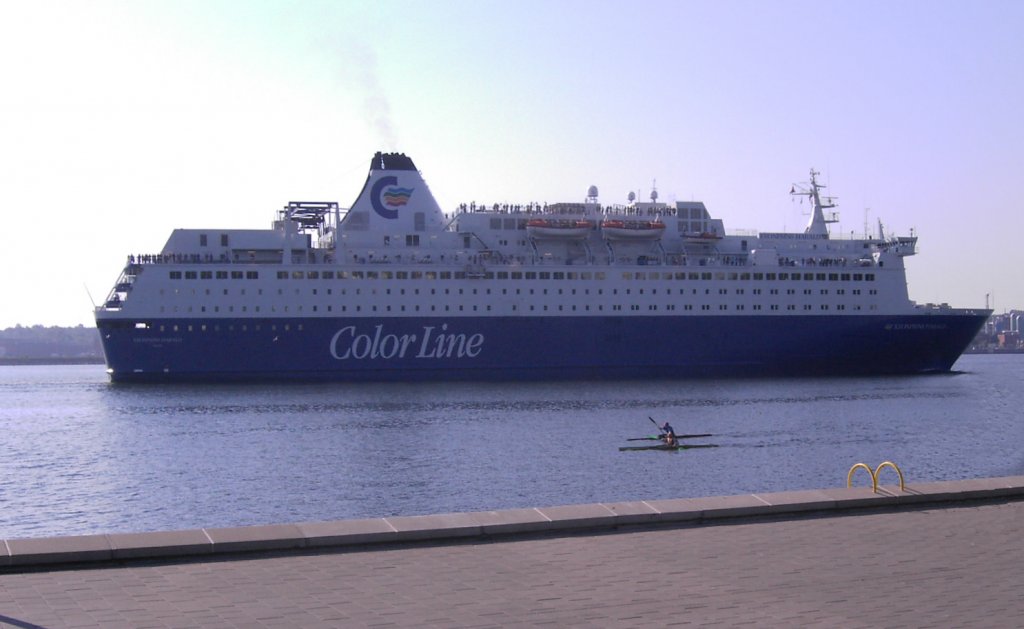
[601,219,666,241]
[682,231,722,243]
[526,218,593,240]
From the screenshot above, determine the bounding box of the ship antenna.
[84,284,96,308]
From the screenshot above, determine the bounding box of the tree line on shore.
[0,325,103,363]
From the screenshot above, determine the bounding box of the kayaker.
[661,422,677,446]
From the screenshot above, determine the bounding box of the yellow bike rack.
[847,461,906,493]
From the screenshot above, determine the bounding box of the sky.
[1,0,1022,328]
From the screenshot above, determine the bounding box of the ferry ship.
[95,152,990,382]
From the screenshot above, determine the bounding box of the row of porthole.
[154,301,879,315]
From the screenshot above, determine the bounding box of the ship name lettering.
[330,323,484,360]
[330,325,417,360]
[416,324,484,359]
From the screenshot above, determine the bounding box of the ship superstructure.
[95,153,989,382]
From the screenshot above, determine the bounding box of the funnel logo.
[370,175,413,220]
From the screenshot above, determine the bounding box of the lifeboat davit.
[601,219,666,241]
[526,218,593,240]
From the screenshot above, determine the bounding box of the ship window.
[841,273,850,281]
[854,274,863,281]
[277,271,288,279]
[804,274,814,281]
[322,271,334,279]
[200,234,207,247]
[512,272,523,279]
[778,273,788,280]
[525,272,537,279]
[231,271,243,279]
[216,271,227,279]
[741,273,751,280]
[716,272,725,280]
[701,273,711,280]
[414,212,425,231]
[816,273,826,281]
[766,273,776,280]
[866,274,875,281]
[307,271,319,279]
[185,271,197,279]
[220,234,228,246]
[728,273,738,280]
[540,272,551,280]
[247,271,258,279]
[828,273,839,281]
[169,271,182,279]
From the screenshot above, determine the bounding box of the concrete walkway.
[1,477,1023,627]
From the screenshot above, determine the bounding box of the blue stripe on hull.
[96,314,988,383]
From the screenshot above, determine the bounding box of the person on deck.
[661,422,678,446]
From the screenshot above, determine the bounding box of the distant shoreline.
[0,357,105,366]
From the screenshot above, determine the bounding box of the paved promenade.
[1,478,1023,627]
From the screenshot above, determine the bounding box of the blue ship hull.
[97,313,988,383]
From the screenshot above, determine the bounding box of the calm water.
[1,355,1021,538]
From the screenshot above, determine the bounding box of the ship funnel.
[340,152,447,235]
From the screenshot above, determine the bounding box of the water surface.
[1,355,1020,538]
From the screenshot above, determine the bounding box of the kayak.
[619,444,718,452]
[626,433,713,442]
